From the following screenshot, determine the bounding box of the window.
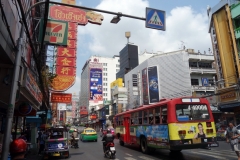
[155,108,160,124]
[189,62,197,68]
[116,69,120,72]
[161,106,168,124]
[131,113,134,125]
[191,79,199,85]
[143,110,148,124]
[149,109,154,125]
[134,112,138,125]
[132,74,138,87]
[138,111,142,124]
[208,79,214,85]
[116,64,120,67]
[176,104,210,121]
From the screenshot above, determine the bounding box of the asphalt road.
[52,134,238,160]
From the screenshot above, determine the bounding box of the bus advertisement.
[114,97,217,153]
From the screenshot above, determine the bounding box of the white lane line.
[125,153,133,156]
[197,150,237,158]
[138,156,156,160]
[124,157,137,160]
[190,151,229,160]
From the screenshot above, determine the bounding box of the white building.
[80,55,120,114]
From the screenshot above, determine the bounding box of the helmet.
[10,139,27,154]
[74,129,77,132]
[107,129,111,133]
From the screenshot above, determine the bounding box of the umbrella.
[40,124,51,129]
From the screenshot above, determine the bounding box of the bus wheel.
[141,138,149,154]
[170,149,182,153]
[120,138,124,146]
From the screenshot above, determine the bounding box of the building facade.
[208,0,240,124]
[80,55,120,123]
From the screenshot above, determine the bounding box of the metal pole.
[1,27,23,160]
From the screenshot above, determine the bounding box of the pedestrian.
[38,131,47,155]
[18,132,27,142]
[226,122,240,160]
[9,139,27,160]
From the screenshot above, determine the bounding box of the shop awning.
[218,102,240,112]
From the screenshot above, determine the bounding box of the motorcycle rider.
[71,129,79,148]
[101,129,114,154]
[9,139,27,160]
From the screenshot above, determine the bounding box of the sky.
[51,0,220,95]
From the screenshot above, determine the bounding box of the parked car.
[80,128,98,142]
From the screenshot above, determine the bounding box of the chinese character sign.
[89,68,103,101]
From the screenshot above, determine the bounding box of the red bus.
[114,97,217,153]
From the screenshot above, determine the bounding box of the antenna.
[179,41,186,50]
[125,32,131,43]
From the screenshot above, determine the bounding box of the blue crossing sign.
[146,8,166,30]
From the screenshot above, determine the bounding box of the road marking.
[126,153,133,156]
[138,156,156,160]
[124,157,137,160]
[197,150,237,158]
[190,151,229,160]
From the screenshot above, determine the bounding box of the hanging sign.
[56,57,76,67]
[57,47,76,57]
[51,93,72,103]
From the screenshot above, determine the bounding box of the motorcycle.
[103,141,116,159]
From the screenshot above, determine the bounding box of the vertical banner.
[148,66,159,103]
[142,68,149,105]
[89,68,103,101]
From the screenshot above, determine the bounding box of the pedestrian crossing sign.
[146,8,166,30]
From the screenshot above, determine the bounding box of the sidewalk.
[25,148,43,160]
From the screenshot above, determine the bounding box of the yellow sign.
[168,122,216,140]
[219,91,237,102]
[110,78,123,88]
[61,0,76,5]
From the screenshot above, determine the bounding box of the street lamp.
[111,12,122,24]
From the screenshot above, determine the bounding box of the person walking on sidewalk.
[38,131,47,155]
[226,122,240,160]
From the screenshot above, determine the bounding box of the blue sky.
[51,0,220,95]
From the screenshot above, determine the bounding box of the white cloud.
[65,76,81,95]
[77,0,212,56]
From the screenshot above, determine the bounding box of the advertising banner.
[39,19,68,45]
[51,93,72,103]
[148,66,159,103]
[142,68,149,105]
[57,47,76,57]
[56,57,76,67]
[89,68,103,101]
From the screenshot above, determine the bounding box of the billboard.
[89,68,103,101]
[142,68,149,105]
[80,106,88,115]
[148,66,159,103]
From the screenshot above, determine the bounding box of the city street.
[53,134,237,160]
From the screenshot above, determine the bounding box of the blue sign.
[202,78,209,86]
[146,8,166,30]
[148,66,159,103]
[89,68,103,101]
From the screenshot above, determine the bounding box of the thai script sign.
[51,93,72,103]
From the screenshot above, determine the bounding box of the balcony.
[192,85,215,92]
[190,67,216,74]
[235,27,240,39]
[231,2,240,19]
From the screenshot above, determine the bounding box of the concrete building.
[79,55,120,123]
[208,0,240,124]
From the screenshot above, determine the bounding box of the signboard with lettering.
[56,66,76,76]
[57,47,76,57]
[51,93,72,103]
[89,68,103,101]
[68,30,77,39]
[56,57,76,67]
[219,91,237,102]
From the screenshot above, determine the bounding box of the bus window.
[143,110,148,124]
[138,111,142,124]
[149,109,154,125]
[155,108,160,124]
[176,104,210,121]
[161,106,168,124]
[134,112,138,125]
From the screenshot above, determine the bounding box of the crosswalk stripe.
[202,150,237,156]
[124,157,137,160]
[138,156,156,160]
[126,153,133,156]
[197,150,237,158]
[190,151,229,160]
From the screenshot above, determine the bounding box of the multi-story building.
[208,0,240,124]
[71,93,79,122]
[79,55,120,124]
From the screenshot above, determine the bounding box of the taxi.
[80,128,98,142]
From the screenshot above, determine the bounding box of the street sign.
[146,7,166,30]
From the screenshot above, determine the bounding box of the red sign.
[68,22,78,31]
[80,110,88,115]
[57,47,76,57]
[56,66,76,76]
[67,39,77,48]
[56,57,76,67]
[90,114,97,120]
[51,93,72,103]
[68,30,77,39]
[49,5,88,24]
